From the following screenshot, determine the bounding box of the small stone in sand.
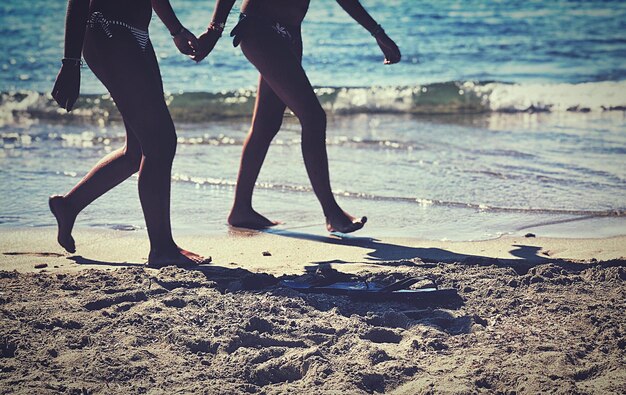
[525,233,536,238]
[262,251,271,256]
[34,263,48,269]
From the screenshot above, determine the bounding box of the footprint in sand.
[3,252,65,258]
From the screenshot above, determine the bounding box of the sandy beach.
[2,0,626,392]
[1,227,625,394]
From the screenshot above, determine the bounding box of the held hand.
[173,27,199,56]
[51,64,80,112]
[376,33,401,64]
[191,29,221,62]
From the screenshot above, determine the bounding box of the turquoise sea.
[1,0,625,240]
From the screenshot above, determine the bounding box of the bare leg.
[49,120,141,253]
[228,77,285,229]
[50,29,208,266]
[240,31,365,233]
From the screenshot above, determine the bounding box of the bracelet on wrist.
[208,21,225,36]
[370,24,385,37]
[170,26,186,37]
[62,57,82,67]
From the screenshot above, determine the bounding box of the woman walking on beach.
[50,0,209,267]
[193,0,401,233]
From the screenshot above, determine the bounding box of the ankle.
[149,238,178,256]
[54,195,79,216]
[149,246,178,259]
[231,201,253,213]
[322,202,342,218]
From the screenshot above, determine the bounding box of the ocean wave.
[2,80,625,126]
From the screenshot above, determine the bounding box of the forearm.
[335,0,379,34]
[208,0,236,25]
[63,0,90,59]
[152,0,185,35]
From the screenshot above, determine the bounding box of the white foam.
[475,81,626,112]
[0,91,42,127]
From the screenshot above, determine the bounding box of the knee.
[265,116,284,137]
[251,115,283,143]
[123,144,142,173]
[142,124,177,163]
[300,107,327,140]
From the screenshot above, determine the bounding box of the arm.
[192,0,237,62]
[208,0,236,27]
[51,0,90,111]
[335,0,401,64]
[152,0,199,56]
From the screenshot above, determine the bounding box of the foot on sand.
[48,195,77,253]
[326,211,367,234]
[147,248,211,269]
[228,207,280,229]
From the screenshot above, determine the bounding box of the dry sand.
[1,227,625,394]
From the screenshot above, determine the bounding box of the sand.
[1,227,625,394]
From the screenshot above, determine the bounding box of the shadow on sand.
[65,252,468,333]
[262,228,626,275]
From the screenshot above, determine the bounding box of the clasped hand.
[172,27,199,56]
[173,27,221,62]
[191,29,221,62]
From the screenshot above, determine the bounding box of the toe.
[347,221,364,233]
[59,237,76,253]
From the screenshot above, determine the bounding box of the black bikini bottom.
[230,13,299,48]
[87,11,151,52]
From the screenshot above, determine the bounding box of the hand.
[191,29,221,63]
[376,33,401,65]
[51,64,80,112]
[173,27,199,56]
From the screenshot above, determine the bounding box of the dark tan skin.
[192,0,401,233]
[50,0,209,267]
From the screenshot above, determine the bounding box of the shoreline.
[1,226,625,393]
[1,227,624,275]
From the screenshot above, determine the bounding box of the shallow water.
[0,0,625,240]
[2,112,625,240]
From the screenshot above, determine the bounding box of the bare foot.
[326,210,367,234]
[228,207,280,229]
[48,195,77,253]
[147,247,211,269]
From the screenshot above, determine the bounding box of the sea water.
[1,0,625,240]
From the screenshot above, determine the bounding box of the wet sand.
[0,228,625,393]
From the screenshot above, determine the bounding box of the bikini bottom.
[87,11,150,52]
[230,13,299,50]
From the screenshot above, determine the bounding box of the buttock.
[230,13,301,53]
[82,12,163,99]
[87,11,151,53]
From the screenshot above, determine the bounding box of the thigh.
[252,76,287,127]
[240,30,322,121]
[251,32,304,127]
[83,29,174,148]
[143,40,165,96]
